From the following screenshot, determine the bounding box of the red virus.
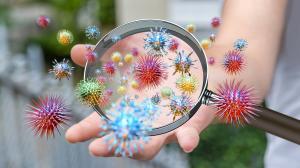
[168,38,179,52]
[133,55,167,88]
[85,48,97,63]
[211,17,221,28]
[131,47,139,57]
[215,80,257,126]
[223,50,244,74]
[103,61,116,75]
[26,95,71,138]
[36,15,50,28]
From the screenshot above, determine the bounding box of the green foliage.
[189,124,266,168]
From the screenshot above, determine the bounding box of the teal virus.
[233,39,248,51]
[85,25,101,40]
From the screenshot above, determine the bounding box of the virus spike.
[75,78,106,106]
[49,59,74,80]
[215,80,257,126]
[26,95,71,138]
[133,55,168,88]
[176,75,198,94]
[223,50,244,74]
[85,25,101,40]
[144,27,170,56]
[169,94,193,121]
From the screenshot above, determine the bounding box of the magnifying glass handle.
[249,106,300,144]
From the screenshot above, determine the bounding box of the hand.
[65,43,217,160]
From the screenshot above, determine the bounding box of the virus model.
[102,61,116,76]
[223,50,244,74]
[49,59,74,80]
[169,94,193,121]
[233,39,248,51]
[200,39,212,50]
[151,93,161,105]
[133,55,168,88]
[186,24,196,33]
[26,95,71,138]
[209,34,216,42]
[171,50,195,76]
[36,15,50,28]
[208,56,215,65]
[215,80,257,125]
[85,25,101,40]
[160,86,174,99]
[75,78,105,106]
[131,47,139,57]
[111,52,122,63]
[176,75,197,94]
[100,99,153,157]
[144,27,170,56]
[211,17,221,28]
[168,38,179,52]
[124,53,134,63]
[85,46,98,63]
[57,29,74,46]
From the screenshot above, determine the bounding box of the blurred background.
[0,0,266,167]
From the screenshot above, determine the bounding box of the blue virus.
[85,25,101,40]
[233,39,248,51]
[169,94,193,121]
[49,59,74,80]
[100,98,159,157]
[171,50,195,76]
[144,27,171,56]
[111,35,121,43]
[151,93,161,105]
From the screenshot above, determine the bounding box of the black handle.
[249,106,300,144]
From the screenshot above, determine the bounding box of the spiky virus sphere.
[101,99,154,157]
[176,75,197,94]
[144,28,171,56]
[168,38,179,52]
[223,50,244,74]
[160,86,174,99]
[76,79,105,106]
[169,95,193,121]
[102,61,116,76]
[151,93,161,105]
[85,25,101,40]
[234,39,248,51]
[49,59,74,80]
[211,17,221,28]
[57,29,73,46]
[186,24,196,33]
[171,50,195,76]
[131,47,139,57]
[26,95,71,138]
[215,80,257,125]
[36,15,50,28]
[133,56,168,88]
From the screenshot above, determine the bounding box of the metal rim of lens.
[84,19,209,136]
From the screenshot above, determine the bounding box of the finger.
[176,127,200,153]
[65,112,102,143]
[89,136,113,157]
[70,44,91,66]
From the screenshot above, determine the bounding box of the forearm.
[206,0,287,100]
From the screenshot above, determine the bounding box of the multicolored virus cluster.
[57,29,74,46]
[36,15,50,28]
[85,25,101,40]
[169,95,193,121]
[49,59,74,80]
[75,78,105,106]
[100,98,158,156]
[144,28,171,56]
[26,95,71,138]
[133,55,168,88]
[215,80,257,125]
[171,50,195,76]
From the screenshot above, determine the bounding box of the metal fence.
[0,26,189,168]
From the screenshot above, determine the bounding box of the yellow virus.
[200,39,212,50]
[176,75,197,94]
[57,29,74,46]
[186,24,196,33]
[111,52,122,63]
[130,80,139,89]
[124,53,134,63]
[117,86,127,95]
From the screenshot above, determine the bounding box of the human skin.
[65,0,287,160]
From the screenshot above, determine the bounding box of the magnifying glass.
[82,19,300,144]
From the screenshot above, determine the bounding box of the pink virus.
[168,38,179,52]
[36,15,50,28]
[215,80,257,126]
[97,75,107,84]
[131,47,139,57]
[211,17,221,28]
[26,95,71,138]
[133,55,168,88]
[208,56,215,65]
[223,50,244,74]
[85,46,97,63]
[103,61,116,76]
